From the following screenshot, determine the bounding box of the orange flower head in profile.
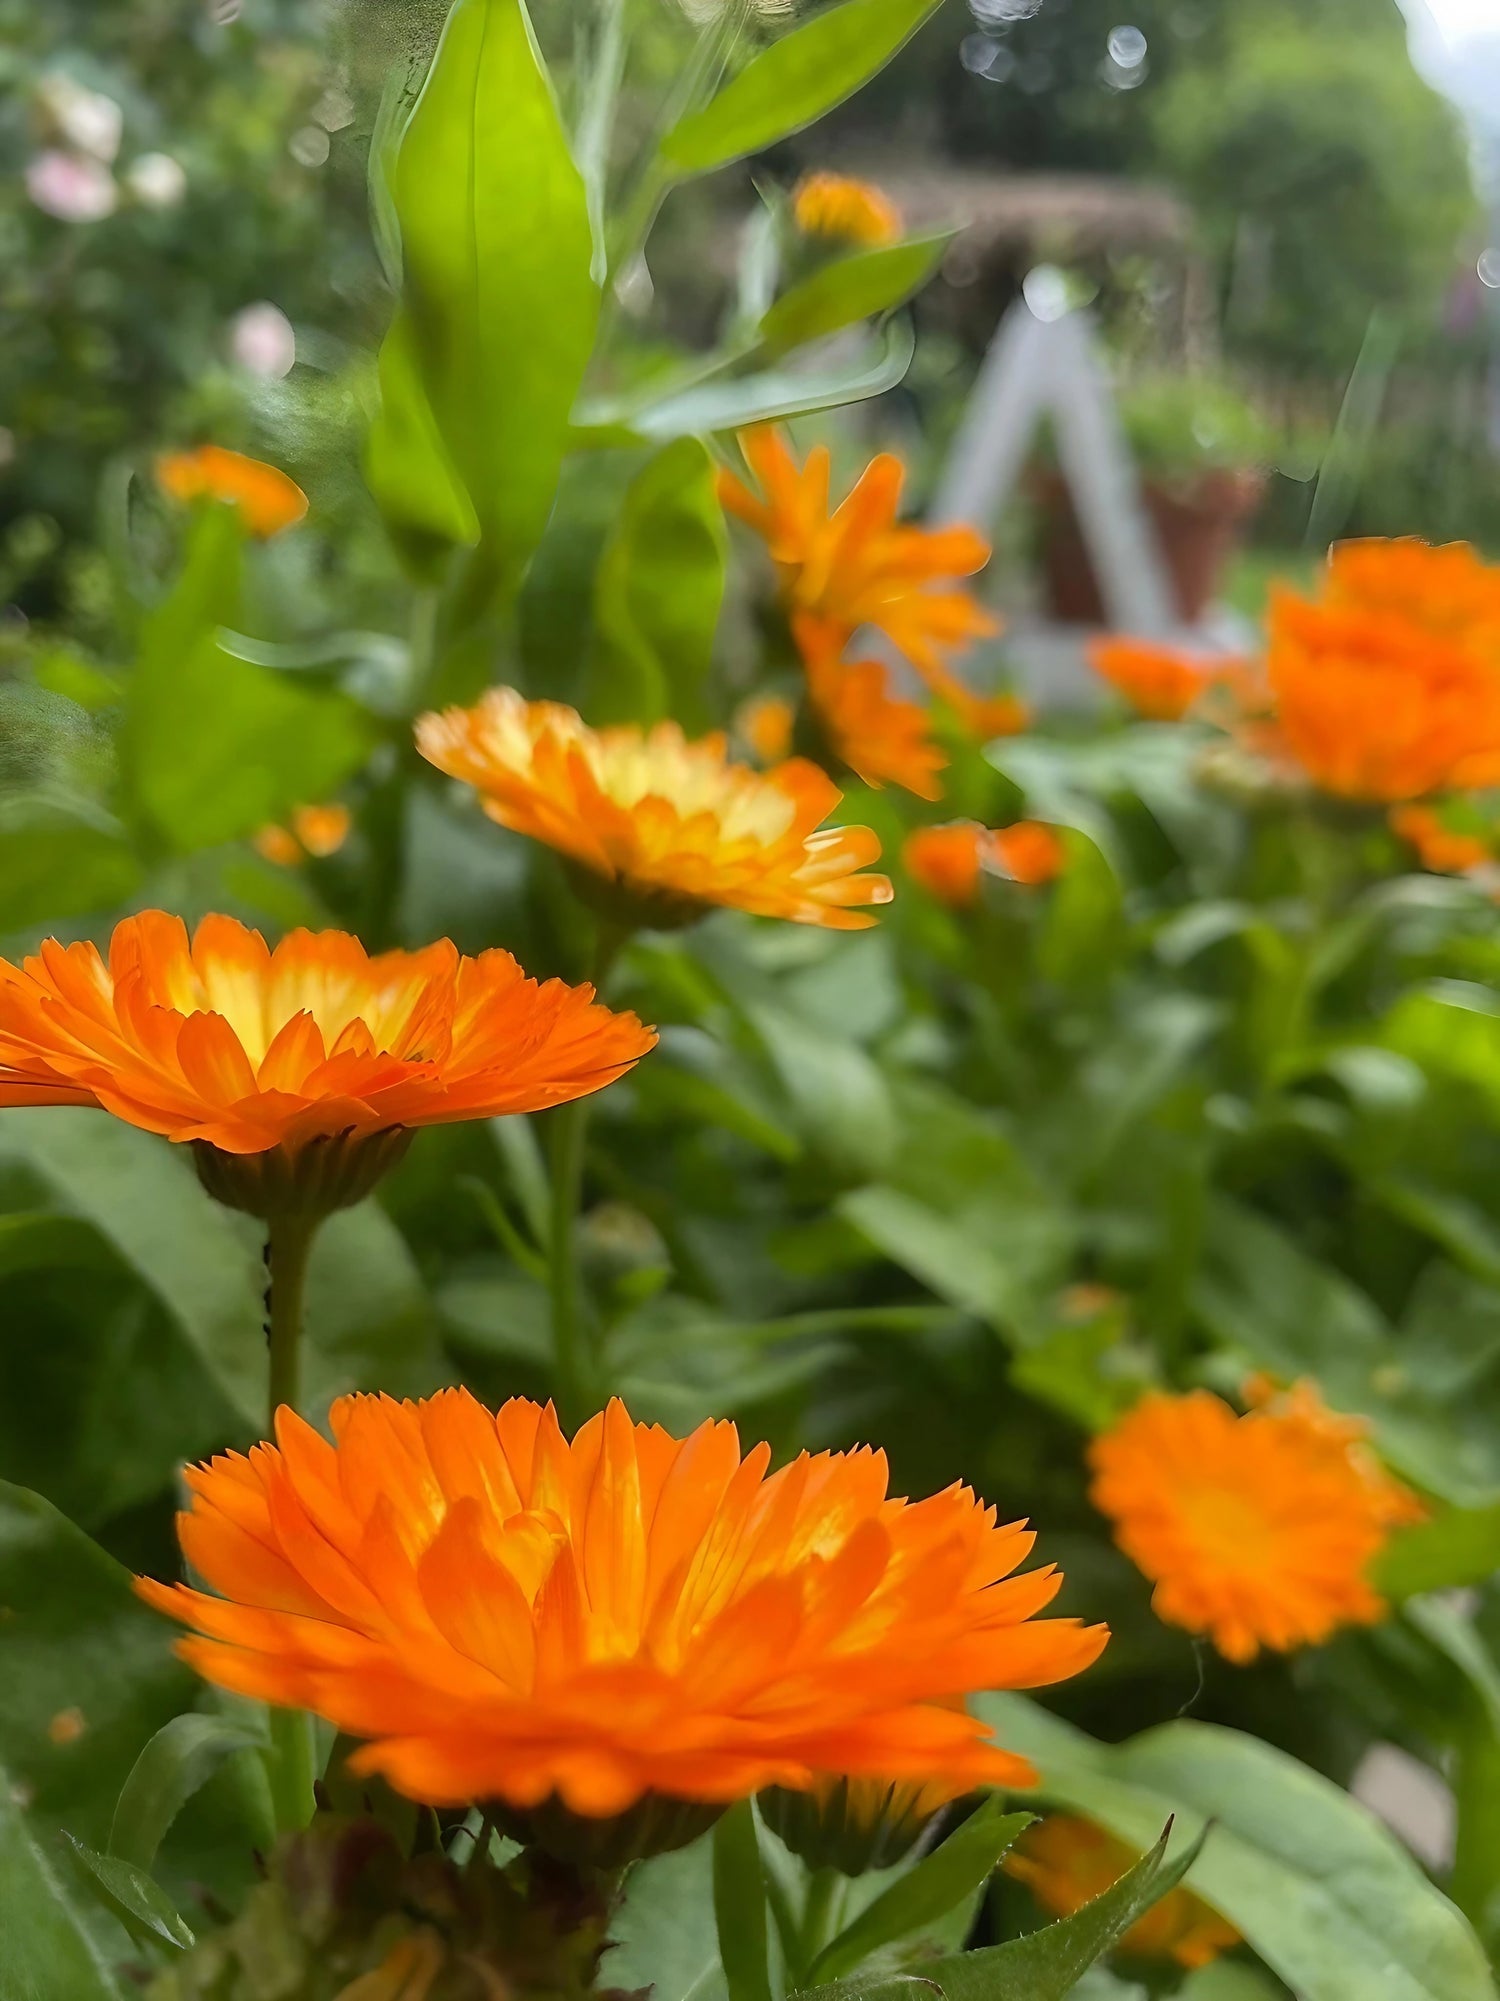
[157,445,308,539]
[791,171,902,248]
[1325,537,1500,650]
[254,802,352,869]
[0,912,654,1174]
[1088,637,1234,723]
[905,820,1065,907]
[796,617,947,801]
[1005,1817,1240,1970]
[1264,589,1500,802]
[718,428,999,694]
[139,1390,1109,1819]
[1088,1385,1422,1664]
[416,688,892,931]
[1389,804,1492,877]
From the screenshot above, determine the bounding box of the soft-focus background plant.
[7,0,1500,1996]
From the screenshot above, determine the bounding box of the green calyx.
[192,1126,416,1224]
[146,1813,634,2001]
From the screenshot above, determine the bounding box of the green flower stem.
[547,917,633,1425]
[263,1212,321,1834]
[266,1211,318,1431]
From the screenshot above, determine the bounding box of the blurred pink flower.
[230,302,296,379]
[26,151,118,223]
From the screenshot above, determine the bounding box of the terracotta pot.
[1035,467,1266,625]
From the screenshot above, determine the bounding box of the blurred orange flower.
[1264,590,1500,802]
[1088,638,1234,722]
[1089,1386,1420,1664]
[718,429,998,693]
[1326,537,1500,647]
[416,689,892,930]
[1005,1817,1239,1970]
[905,820,1065,906]
[792,171,902,247]
[796,618,947,800]
[139,1390,1108,1816]
[254,802,352,868]
[1389,804,1491,876]
[737,693,796,765]
[0,912,653,1157]
[157,445,308,538]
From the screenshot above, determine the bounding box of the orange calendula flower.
[139,1391,1109,1817]
[1264,591,1500,802]
[416,689,892,931]
[1088,638,1229,722]
[1389,804,1492,876]
[905,820,1065,906]
[254,802,352,868]
[737,693,796,765]
[796,618,947,800]
[1325,536,1500,648]
[791,171,902,247]
[0,912,654,1159]
[718,429,999,693]
[1005,1817,1240,1970]
[157,445,309,539]
[1088,1387,1421,1664]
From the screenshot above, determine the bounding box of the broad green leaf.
[365,306,482,580]
[0,1772,121,2001]
[576,319,916,442]
[0,1481,192,1848]
[586,438,727,727]
[109,1714,267,1874]
[759,234,950,355]
[0,1108,266,1427]
[0,795,140,934]
[121,510,374,853]
[1195,1199,1500,1505]
[977,1694,1494,2001]
[714,1801,773,2001]
[1377,1499,1500,1599]
[390,0,599,605]
[302,1198,446,1413]
[745,1000,897,1180]
[1382,985,1500,1117]
[661,0,945,172]
[808,1801,1033,1983]
[0,1212,110,1283]
[64,1834,193,1952]
[1404,1596,1500,1736]
[606,1831,727,2001]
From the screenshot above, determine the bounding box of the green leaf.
[302,1198,445,1412]
[759,234,950,355]
[365,306,482,580]
[586,438,727,727]
[0,1108,267,1428]
[64,1833,194,1952]
[576,319,915,442]
[388,0,599,603]
[661,0,945,172]
[0,795,140,934]
[1377,1499,1500,1600]
[808,1801,1034,1983]
[0,1773,121,2000]
[121,510,374,854]
[925,1826,1200,2001]
[0,1481,192,1849]
[109,1714,267,1874]
[714,1801,773,2001]
[793,1825,1198,2001]
[607,1832,727,2001]
[976,1694,1495,2001]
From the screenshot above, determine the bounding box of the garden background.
[6,1,1500,1998]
